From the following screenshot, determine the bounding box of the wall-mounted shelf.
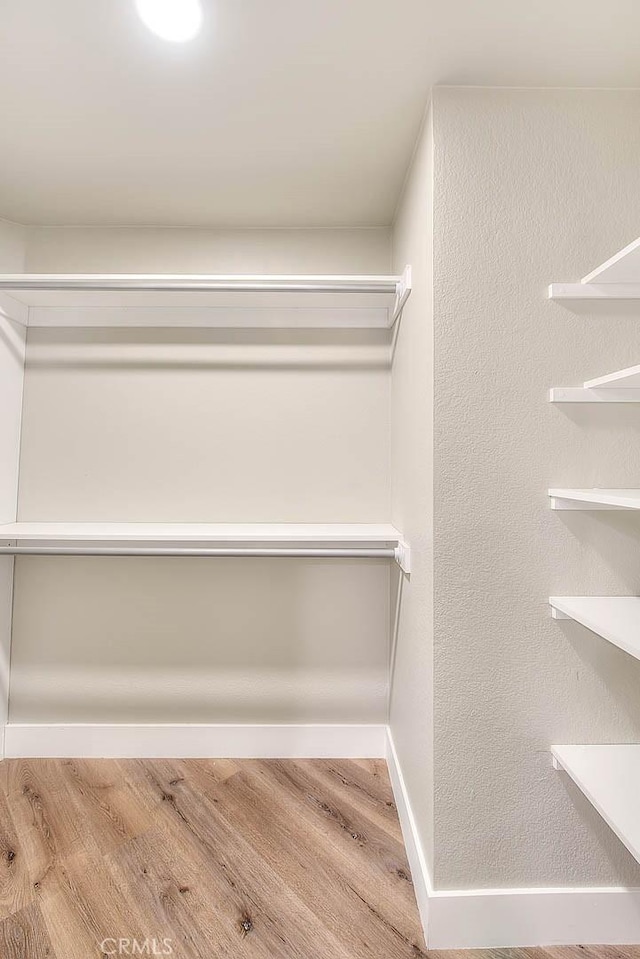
[551,745,640,864]
[550,596,640,662]
[0,269,412,329]
[551,363,640,402]
[0,522,411,572]
[549,236,640,301]
[549,283,640,301]
[549,489,640,510]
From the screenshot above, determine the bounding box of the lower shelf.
[550,596,640,663]
[552,744,640,864]
[0,522,410,571]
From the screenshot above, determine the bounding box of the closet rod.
[0,546,396,559]
[0,275,400,294]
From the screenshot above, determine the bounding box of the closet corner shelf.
[548,489,640,510]
[0,268,412,330]
[0,523,411,573]
[549,596,640,662]
[549,235,640,301]
[551,744,640,865]
[548,283,640,301]
[550,363,640,402]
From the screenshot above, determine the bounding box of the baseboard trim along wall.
[385,729,431,937]
[385,728,640,949]
[3,722,387,759]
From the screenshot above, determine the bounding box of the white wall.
[25,227,390,273]
[11,228,393,724]
[432,88,640,889]
[0,218,27,748]
[0,217,27,272]
[390,110,434,872]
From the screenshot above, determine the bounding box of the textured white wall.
[432,88,640,888]
[11,228,393,723]
[390,109,435,872]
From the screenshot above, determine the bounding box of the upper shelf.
[549,489,640,510]
[551,744,640,864]
[550,362,640,402]
[549,236,640,300]
[0,269,412,329]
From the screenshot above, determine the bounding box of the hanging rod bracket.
[391,265,412,326]
[394,541,411,575]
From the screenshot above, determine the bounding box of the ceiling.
[0,0,639,228]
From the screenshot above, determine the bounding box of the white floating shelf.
[549,236,640,301]
[0,522,410,571]
[551,745,640,864]
[550,596,640,662]
[550,387,640,403]
[550,363,640,402]
[549,283,640,301]
[549,489,640,510]
[0,270,412,329]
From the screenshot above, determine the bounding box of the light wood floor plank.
[129,758,354,958]
[0,901,57,959]
[172,764,427,957]
[226,758,421,945]
[55,759,156,856]
[3,760,85,899]
[294,757,404,841]
[38,836,151,959]
[0,786,34,921]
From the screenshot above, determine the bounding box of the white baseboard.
[3,722,387,759]
[385,728,640,949]
[426,885,640,949]
[385,729,431,936]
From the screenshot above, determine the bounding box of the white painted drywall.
[390,109,435,874]
[11,557,389,723]
[0,218,26,746]
[24,227,391,274]
[11,228,392,723]
[432,88,640,889]
[0,217,27,272]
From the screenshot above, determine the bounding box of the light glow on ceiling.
[135,0,203,43]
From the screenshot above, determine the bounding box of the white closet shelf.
[551,745,640,864]
[549,388,640,402]
[550,363,640,402]
[549,235,640,300]
[549,596,640,662]
[549,489,640,510]
[0,522,411,571]
[0,269,412,329]
[548,283,640,300]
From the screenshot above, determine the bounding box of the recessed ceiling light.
[135,0,203,43]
